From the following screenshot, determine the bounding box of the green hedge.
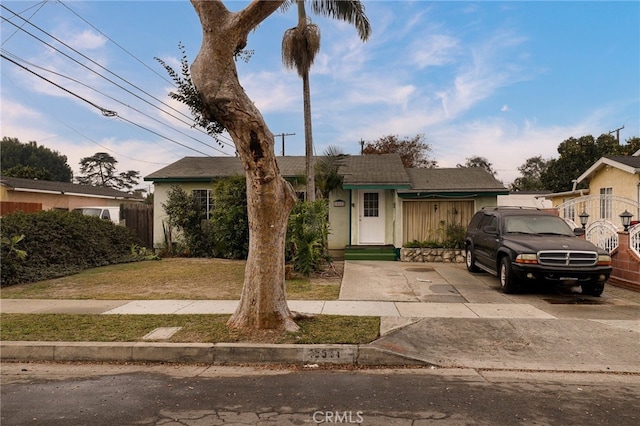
[1,210,143,287]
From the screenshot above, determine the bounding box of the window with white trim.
[192,189,213,220]
[599,187,613,220]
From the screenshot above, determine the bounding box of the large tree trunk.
[190,0,299,332]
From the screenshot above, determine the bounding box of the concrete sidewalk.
[2,261,639,372]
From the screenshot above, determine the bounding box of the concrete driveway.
[341,260,640,372]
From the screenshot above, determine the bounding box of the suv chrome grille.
[538,251,598,267]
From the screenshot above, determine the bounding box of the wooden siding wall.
[403,200,475,244]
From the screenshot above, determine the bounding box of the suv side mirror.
[483,226,498,235]
[573,228,585,236]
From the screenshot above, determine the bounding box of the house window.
[363,192,379,217]
[599,188,613,220]
[192,189,213,219]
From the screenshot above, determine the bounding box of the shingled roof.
[144,156,305,182]
[145,154,411,189]
[400,167,508,197]
[1,176,141,200]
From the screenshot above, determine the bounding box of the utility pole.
[360,138,365,154]
[608,125,624,143]
[274,133,295,156]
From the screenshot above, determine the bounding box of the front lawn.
[0,258,342,300]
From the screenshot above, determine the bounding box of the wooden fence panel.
[0,201,42,215]
[122,204,154,248]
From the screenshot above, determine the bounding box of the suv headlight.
[597,254,612,266]
[515,254,538,264]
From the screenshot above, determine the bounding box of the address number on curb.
[303,347,355,363]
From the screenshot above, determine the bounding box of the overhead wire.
[1,4,236,152]
[1,49,231,156]
[1,52,213,157]
[53,0,239,150]
[1,0,46,46]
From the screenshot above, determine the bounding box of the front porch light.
[578,211,589,229]
[619,210,633,232]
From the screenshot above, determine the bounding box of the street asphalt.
[1,261,639,372]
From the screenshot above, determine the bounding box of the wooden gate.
[122,204,153,248]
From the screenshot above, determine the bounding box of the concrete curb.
[0,341,430,367]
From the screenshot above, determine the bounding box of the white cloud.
[412,34,460,69]
[65,29,106,51]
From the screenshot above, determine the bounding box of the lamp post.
[619,210,633,232]
[578,211,589,229]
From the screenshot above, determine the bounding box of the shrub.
[0,210,143,286]
[161,185,215,257]
[403,223,466,249]
[209,176,249,259]
[287,200,330,276]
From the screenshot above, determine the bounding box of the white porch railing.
[629,224,640,258]
[556,195,639,231]
[585,220,619,253]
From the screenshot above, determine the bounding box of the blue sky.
[1,1,638,189]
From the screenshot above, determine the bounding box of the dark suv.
[464,207,612,296]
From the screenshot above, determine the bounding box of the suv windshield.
[503,215,574,236]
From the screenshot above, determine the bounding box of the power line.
[1,52,214,157]
[1,4,237,151]
[55,0,175,87]
[1,52,116,117]
[1,49,230,156]
[1,0,46,46]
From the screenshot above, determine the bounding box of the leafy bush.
[162,180,249,259]
[162,185,215,257]
[404,223,466,249]
[0,210,143,287]
[287,200,330,276]
[209,176,249,259]
[443,223,466,249]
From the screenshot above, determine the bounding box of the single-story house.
[0,176,143,215]
[144,154,508,255]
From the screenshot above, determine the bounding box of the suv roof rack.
[480,206,541,211]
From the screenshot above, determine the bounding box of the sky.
[1,0,639,191]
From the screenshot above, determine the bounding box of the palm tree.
[281,0,371,202]
[315,145,348,199]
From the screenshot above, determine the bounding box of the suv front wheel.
[499,257,519,294]
[582,281,605,297]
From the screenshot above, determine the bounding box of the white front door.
[358,190,385,244]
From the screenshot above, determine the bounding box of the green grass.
[0,258,341,300]
[0,258,355,344]
[0,313,380,344]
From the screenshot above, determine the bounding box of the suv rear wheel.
[499,257,519,294]
[465,246,480,272]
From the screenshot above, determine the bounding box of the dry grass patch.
[0,313,379,344]
[1,258,341,301]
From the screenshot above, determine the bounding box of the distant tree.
[457,155,496,176]
[510,156,551,191]
[76,152,140,191]
[620,136,640,155]
[539,133,635,193]
[0,137,73,182]
[362,134,437,168]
